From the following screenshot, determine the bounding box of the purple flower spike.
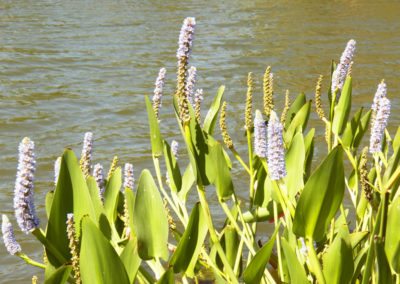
[267,111,287,180]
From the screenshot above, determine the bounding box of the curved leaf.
[285,92,306,129]
[332,76,352,135]
[293,145,345,241]
[170,202,208,276]
[145,96,163,157]
[385,196,400,273]
[104,167,122,222]
[243,225,279,284]
[203,85,225,134]
[133,169,169,260]
[281,238,308,284]
[284,131,305,199]
[120,239,142,283]
[163,140,182,193]
[44,265,72,284]
[80,217,130,284]
[284,101,311,145]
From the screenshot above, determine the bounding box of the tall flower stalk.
[369,96,390,153]
[267,111,287,180]
[254,110,267,158]
[152,67,166,120]
[79,132,93,178]
[176,17,196,124]
[14,137,39,233]
[331,39,356,97]
[2,215,22,255]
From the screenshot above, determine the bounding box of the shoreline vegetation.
[2,17,400,283]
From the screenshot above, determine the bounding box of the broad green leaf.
[243,225,279,284]
[284,131,305,199]
[285,92,306,129]
[145,96,163,157]
[351,246,368,284]
[342,107,363,148]
[293,145,345,241]
[349,231,369,249]
[322,226,354,284]
[44,265,72,284]
[133,169,169,260]
[163,140,182,193]
[170,202,208,276]
[332,76,352,135]
[393,126,400,151]
[45,191,54,218]
[203,85,225,134]
[281,238,308,284]
[284,101,311,145]
[87,176,105,220]
[352,110,371,150]
[208,138,234,201]
[80,217,130,284]
[383,143,400,185]
[104,167,122,223]
[46,149,96,266]
[157,268,174,284]
[304,128,315,180]
[221,226,241,275]
[385,196,400,273]
[178,165,195,201]
[120,239,142,283]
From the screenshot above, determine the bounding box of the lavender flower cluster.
[123,163,135,190]
[370,84,391,153]
[186,66,197,105]
[254,110,287,180]
[177,17,196,60]
[152,67,167,119]
[2,215,21,255]
[93,163,105,202]
[13,137,39,233]
[331,39,356,95]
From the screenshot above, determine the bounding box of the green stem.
[231,148,251,174]
[273,202,284,282]
[306,238,326,284]
[17,253,46,269]
[32,228,66,265]
[153,157,187,226]
[246,130,255,207]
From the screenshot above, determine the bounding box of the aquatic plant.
[2,17,400,284]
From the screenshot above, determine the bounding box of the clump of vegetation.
[2,17,400,284]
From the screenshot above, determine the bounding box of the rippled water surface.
[1,1,400,282]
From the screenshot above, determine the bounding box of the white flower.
[370,97,391,153]
[331,39,356,95]
[13,137,39,233]
[267,111,287,180]
[93,163,105,202]
[177,17,196,59]
[186,66,197,105]
[2,215,21,255]
[152,68,167,119]
[123,163,135,190]
[254,110,267,158]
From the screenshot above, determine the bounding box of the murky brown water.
[1,1,399,282]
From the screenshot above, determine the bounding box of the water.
[1,1,399,282]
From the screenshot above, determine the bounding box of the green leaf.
[157,268,174,284]
[332,76,352,135]
[120,239,142,283]
[133,169,169,260]
[281,238,308,284]
[352,110,371,150]
[163,140,182,193]
[44,265,72,284]
[86,176,106,220]
[208,138,234,201]
[284,131,305,199]
[342,107,363,148]
[145,96,163,157]
[178,165,195,201]
[322,226,354,284]
[243,225,279,284]
[203,85,225,134]
[46,149,96,266]
[284,101,311,146]
[285,93,306,129]
[385,196,400,273]
[393,126,400,151]
[304,128,315,180]
[104,167,122,223]
[80,217,130,284]
[293,145,345,241]
[45,191,54,219]
[170,202,208,276]
[349,231,369,249]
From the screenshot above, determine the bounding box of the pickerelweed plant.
[2,18,400,284]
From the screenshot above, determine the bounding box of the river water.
[1,1,399,282]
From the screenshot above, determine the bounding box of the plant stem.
[17,253,46,269]
[246,129,255,207]
[231,148,251,174]
[32,228,66,265]
[273,202,284,282]
[306,238,326,284]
